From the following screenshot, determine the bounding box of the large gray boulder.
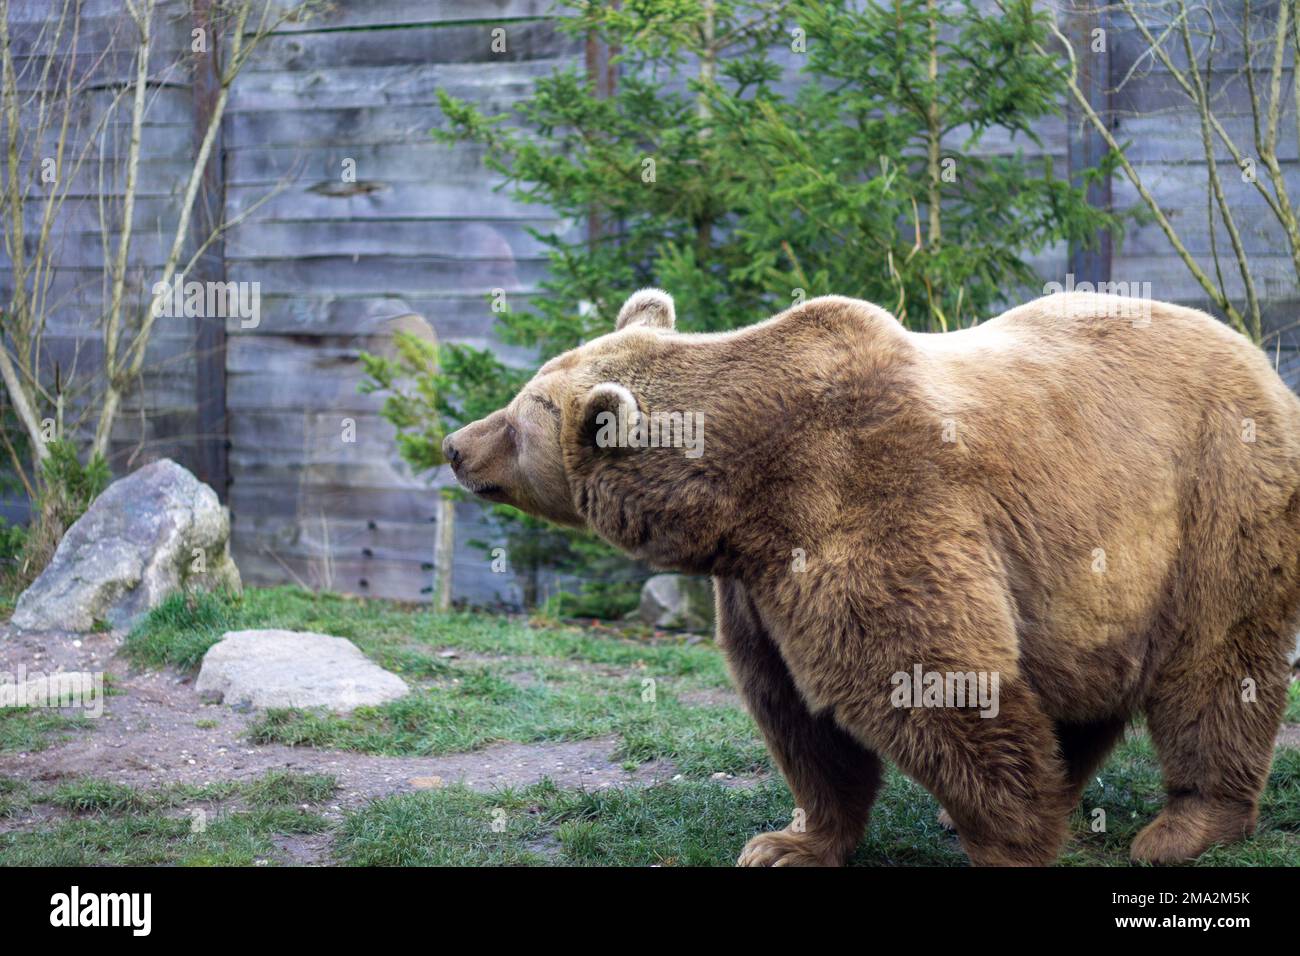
[638,574,715,631]
[196,630,408,712]
[12,459,240,632]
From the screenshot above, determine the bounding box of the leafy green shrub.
[0,519,25,572]
[365,0,1122,612]
[539,579,644,621]
[16,441,110,585]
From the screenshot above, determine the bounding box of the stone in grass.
[195,630,408,713]
[12,459,240,633]
[638,574,715,632]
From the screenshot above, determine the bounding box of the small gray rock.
[12,459,240,633]
[195,629,408,713]
[638,574,715,632]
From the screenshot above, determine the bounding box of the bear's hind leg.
[716,579,883,867]
[1133,624,1287,864]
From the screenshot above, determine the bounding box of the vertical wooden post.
[1065,0,1112,287]
[433,495,456,611]
[191,0,229,501]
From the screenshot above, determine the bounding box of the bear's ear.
[577,382,641,452]
[615,288,675,331]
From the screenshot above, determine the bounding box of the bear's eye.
[505,421,518,445]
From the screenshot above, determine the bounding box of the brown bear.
[443,289,1300,866]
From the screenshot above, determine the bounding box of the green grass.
[1285,679,1300,723]
[336,779,794,866]
[0,707,87,753]
[246,678,764,777]
[124,588,726,678]
[0,777,35,818]
[126,588,757,777]
[103,588,1300,866]
[0,771,338,866]
[30,753,1286,868]
[334,747,1300,867]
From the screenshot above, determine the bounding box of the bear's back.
[910,292,1300,434]
[899,292,1300,701]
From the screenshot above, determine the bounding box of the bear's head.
[443,288,908,574]
[442,288,748,572]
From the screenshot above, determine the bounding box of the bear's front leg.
[716,579,883,867]
[868,672,1075,866]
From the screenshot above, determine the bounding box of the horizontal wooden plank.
[1043,253,1300,309]
[0,156,195,200]
[231,58,567,113]
[0,273,191,325]
[224,139,544,187]
[233,513,439,562]
[223,254,551,295]
[3,0,186,23]
[225,319,447,411]
[231,546,438,602]
[1,230,175,270]
[224,217,573,259]
[6,83,195,124]
[225,179,553,221]
[225,90,541,148]
[1113,173,1298,257]
[0,297,203,338]
[228,410,420,468]
[1110,5,1284,75]
[229,477,444,523]
[0,185,189,235]
[18,123,194,164]
[231,523,534,607]
[225,141,455,187]
[1121,219,1296,259]
[4,7,191,57]
[256,0,554,34]
[231,503,522,605]
[938,120,1067,159]
[217,294,540,360]
[226,453,425,490]
[1112,66,1296,116]
[220,294,441,335]
[1116,115,1300,164]
[6,51,194,93]
[241,19,574,75]
[39,329,198,365]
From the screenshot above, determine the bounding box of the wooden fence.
[1,0,1297,605]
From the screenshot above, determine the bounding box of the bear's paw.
[736,829,840,867]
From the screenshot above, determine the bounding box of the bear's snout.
[441,416,512,502]
[442,434,463,470]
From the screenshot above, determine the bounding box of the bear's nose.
[442,435,462,469]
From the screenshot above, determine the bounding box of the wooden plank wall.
[1103,0,1300,384]
[0,0,200,489]
[222,0,580,603]
[1,0,1297,603]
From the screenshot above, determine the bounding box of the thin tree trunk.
[93,4,249,459]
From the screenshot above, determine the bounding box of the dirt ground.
[0,624,751,810]
[1,622,1295,866]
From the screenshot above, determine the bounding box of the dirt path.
[2,623,1293,808]
[0,625,721,810]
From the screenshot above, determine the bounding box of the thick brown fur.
[443,289,1300,866]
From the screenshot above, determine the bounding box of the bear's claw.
[736,830,838,867]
